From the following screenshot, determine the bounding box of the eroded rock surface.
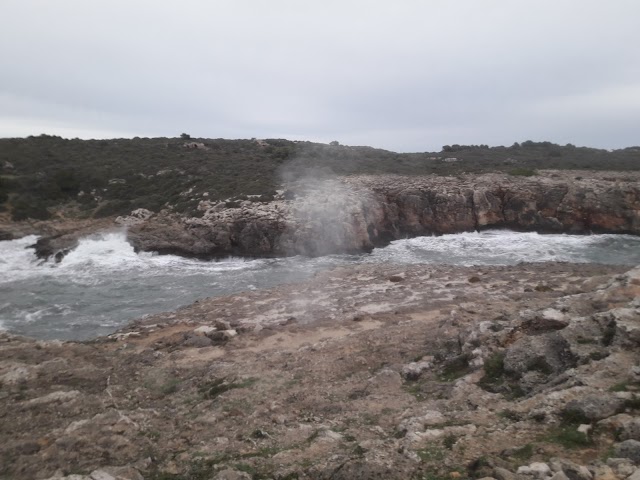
[3,263,640,479]
[125,171,640,258]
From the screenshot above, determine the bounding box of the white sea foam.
[1,229,639,340]
[0,234,41,283]
[0,231,261,284]
[369,230,640,266]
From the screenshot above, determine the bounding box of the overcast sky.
[1,1,639,152]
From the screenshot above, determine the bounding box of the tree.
[180,133,191,140]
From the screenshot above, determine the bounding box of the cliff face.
[356,171,640,238]
[125,171,640,258]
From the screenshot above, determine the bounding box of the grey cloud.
[1,0,639,151]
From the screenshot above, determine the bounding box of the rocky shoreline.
[2,170,638,262]
[124,170,640,259]
[2,169,640,479]
[2,261,640,479]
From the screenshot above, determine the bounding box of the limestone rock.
[493,467,516,480]
[606,458,636,477]
[503,333,576,389]
[613,440,640,464]
[552,458,593,480]
[213,469,252,480]
[401,361,433,380]
[589,464,616,480]
[517,462,551,479]
[626,469,640,480]
[122,173,640,258]
[368,368,402,390]
[616,417,640,441]
[563,394,625,422]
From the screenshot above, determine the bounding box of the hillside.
[0,136,638,222]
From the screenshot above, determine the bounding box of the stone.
[626,469,640,480]
[606,458,636,477]
[24,390,81,408]
[493,467,516,480]
[528,462,551,478]
[321,459,404,480]
[193,325,216,335]
[619,418,640,441]
[89,471,117,480]
[589,464,616,480]
[368,368,402,390]
[397,410,446,437]
[182,335,213,348]
[213,469,252,480]
[213,320,232,330]
[577,424,592,434]
[115,208,153,226]
[552,459,593,480]
[614,440,640,464]
[503,333,576,389]
[521,308,570,333]
[517,463,551,479]
[205,329,237,343]
[401,361,433,380]
[563,394,625,422]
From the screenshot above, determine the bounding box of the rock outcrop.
[3,262,640,479]
[125,171,640,258]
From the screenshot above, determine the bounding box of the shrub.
[11,196,51,221]
[508,167,538,177]
[478,351,505,389]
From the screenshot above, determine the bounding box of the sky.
[1,1,639,152]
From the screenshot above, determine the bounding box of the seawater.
[1,230,639,340]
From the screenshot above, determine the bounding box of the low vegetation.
[0,135,638,220]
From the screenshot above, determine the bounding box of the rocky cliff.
[123,170,640,259]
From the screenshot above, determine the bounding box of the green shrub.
[508,167,538,177]
[544,425,592,448]
[439,354,472,381]
[511,443,534,461]
[443,434,457,450]
[11,196,51,221]
[477,351,505,390]
[1,136,639,220]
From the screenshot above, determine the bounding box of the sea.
[1,230,639,341]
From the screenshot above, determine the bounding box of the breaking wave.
[1,229,639,340]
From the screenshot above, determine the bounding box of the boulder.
[493,467,516,480]
[563,394,625,422]
[550,458,593,480]
[606,458,636,477]
[619,418,640,441]
[213,469,252,480]
[401,361,433,380]
[614,440,640,464]
[503,332,576,390]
